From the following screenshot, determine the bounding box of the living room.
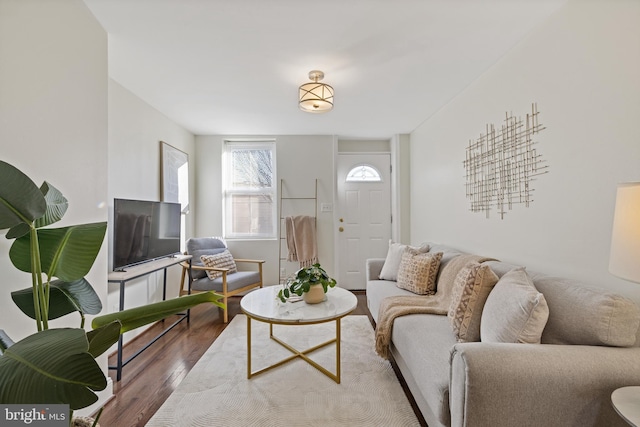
[1,0,639,426]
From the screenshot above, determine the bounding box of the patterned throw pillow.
[448,262,499,342]
[379,240,430,281]
[396,250,443,295]
[201,250,237,280]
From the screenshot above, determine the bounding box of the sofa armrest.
[450,342,640,427]
[366,258,385,282]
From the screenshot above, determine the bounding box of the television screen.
[113,198,181,271]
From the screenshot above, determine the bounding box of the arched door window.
[345,164,382,182]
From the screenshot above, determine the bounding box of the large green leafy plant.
[0,160,223,418]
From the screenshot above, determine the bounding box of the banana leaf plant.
[0,160,224,421]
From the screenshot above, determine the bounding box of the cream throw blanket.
[375,254,495,359]
[285,215,318,267]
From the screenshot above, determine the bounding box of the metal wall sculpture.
[463,103,547,219]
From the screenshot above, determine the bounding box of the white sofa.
[366,243,640,427]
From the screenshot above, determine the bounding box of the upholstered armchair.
[180,237,264,323]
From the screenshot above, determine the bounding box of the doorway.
[336,153,392,290]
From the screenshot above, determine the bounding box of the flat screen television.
[113,198,181,271]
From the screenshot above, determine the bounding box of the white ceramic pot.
[303,284,325,304]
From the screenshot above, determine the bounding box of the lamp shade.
[609,182,640,283]
[299,70,333,113]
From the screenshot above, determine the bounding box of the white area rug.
[147,315,420,427]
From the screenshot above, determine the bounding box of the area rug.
[146,315,420,427]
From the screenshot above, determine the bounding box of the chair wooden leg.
[222,272,229,323]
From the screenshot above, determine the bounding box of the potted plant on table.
[0,160,224,426]
[277,263,337,304]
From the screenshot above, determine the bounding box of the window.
[346,164,382,182]
[223,141,277,239]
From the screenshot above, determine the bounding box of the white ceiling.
[83,0,567,138]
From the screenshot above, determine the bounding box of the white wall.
[107,80,196,341]
[410,0,640,301]
[0,0,108,353]
[0,0,110,410]
[194,135,335,285]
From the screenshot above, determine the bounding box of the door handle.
[339,227,344,232]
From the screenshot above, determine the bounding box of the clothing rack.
[278,178,318,284]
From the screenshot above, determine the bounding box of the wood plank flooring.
[99,291,370,427]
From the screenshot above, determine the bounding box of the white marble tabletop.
[612,386,640,426]
[240,285,357,324]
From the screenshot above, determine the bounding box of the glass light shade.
[609,182,640,283]
[299,82,334,113]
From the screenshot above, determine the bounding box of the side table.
[612,386,640,426]
[107,254,191,380]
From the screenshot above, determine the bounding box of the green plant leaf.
[5,223,30,239]
[34,182,68,229]
[9,222,107,281]
[0,161,46,231]
[92,292,225,333]
[11,278,102,320]
[0,328,106,410]
[86,322,121,358]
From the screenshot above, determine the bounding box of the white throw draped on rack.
[285,215,318,267]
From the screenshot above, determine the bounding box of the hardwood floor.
[99,291,370,427]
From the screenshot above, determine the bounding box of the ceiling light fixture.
[299,70,334,113]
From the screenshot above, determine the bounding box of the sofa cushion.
[201,250,237,280]
[481,267,549,344]
[533,276,640,347]
[187,237,227,279]
[379,241,430,281]
[191,271,260,292]
[448,262,499,342]
[391,314,456,427]
[366,279,417,324]
[396,251,443,295]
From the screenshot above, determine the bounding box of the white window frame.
[222,140,277,239]
[345,164,383,182]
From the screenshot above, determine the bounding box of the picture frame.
[160,141,190,214]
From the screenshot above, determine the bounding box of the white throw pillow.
[480,267,549,344]
[379,240,430,281]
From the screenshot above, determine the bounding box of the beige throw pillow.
[201,250,237,280]
[379,241,430,281]
[448,262,499,342]
[396,250,443,295]
[480,267,549,344]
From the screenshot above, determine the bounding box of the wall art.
[161,141,190,214]
[463,103,547,219]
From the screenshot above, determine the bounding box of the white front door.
[336,153,392,290]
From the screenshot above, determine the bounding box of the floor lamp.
[609,182,640,426]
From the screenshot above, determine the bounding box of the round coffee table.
[240,285,357,384]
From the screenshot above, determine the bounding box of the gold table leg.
[246,317,343,384]
[246,315,252,379]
